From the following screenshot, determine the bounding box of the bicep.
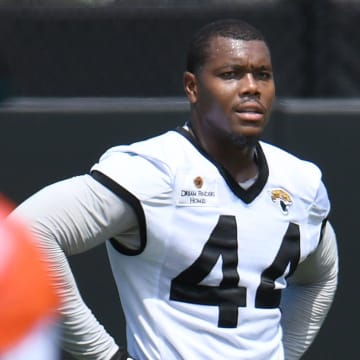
[9,174,138,255]
[289,221,338,285]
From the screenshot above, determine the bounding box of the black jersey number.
[169,215,300,328]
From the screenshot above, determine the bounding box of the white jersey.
[91,127,330,360]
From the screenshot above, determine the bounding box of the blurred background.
[0,0,357,359]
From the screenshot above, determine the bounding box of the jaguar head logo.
[270,189,292,215]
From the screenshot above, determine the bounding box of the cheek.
[264,84,276,100]
[259,86,275,110]
[196,81,236,115]
[208,86,236,109]
[197,87,224,111]
[265,90,274,103]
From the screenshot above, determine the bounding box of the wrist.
[110,348,133,360]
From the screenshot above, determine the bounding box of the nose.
[239,73,260,97]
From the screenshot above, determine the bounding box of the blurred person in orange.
[0,196,60,360]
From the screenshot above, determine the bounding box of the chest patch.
[270,188,293,215]
[176,173,218,207]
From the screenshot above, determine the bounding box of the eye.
[220,70,245,80]
[220,71,237,80]
[256,70,272,81]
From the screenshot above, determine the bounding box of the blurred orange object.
[0,195,60,353]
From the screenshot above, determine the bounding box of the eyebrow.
[217,64,272,71]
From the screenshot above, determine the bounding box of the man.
[0,196,60,360]
[9,19,338,359]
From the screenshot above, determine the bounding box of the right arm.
[8,175,138,360]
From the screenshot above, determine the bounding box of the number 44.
[170,215,300,328]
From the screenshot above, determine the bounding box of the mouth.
[234,102,265,122]
[235,110,263,121]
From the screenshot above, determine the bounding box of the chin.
[230,133,259,148]
[233,122,264,137]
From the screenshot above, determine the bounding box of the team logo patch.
[270,188,292,215]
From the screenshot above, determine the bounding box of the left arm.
[280,220,339,359]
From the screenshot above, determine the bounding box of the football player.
[10,19,338,360]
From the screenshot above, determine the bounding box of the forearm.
[8,175,135,359]
[280,275,337,359]
[44,234,119,359]
[280,222,338,359]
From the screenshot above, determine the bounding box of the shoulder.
[260,141,329,215]
[100,130,185,168]
[260,141,323,183]
[91,130,189,199]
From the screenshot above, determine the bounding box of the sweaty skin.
[184,37,275,183]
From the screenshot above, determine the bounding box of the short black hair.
[186,19,268,73]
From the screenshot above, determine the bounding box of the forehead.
[205,36,271,66]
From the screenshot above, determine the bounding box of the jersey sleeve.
[301,177,331,260]
[308,179,331,226]
[91,146,173,202]
[8,175,138,359]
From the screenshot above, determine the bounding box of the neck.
[186,122,259,183]
[216,142,258,183]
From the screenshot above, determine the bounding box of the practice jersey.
[91,127,330,360]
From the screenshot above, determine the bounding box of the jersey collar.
[175,126,269,204]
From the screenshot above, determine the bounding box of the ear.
[183,71,198,104]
